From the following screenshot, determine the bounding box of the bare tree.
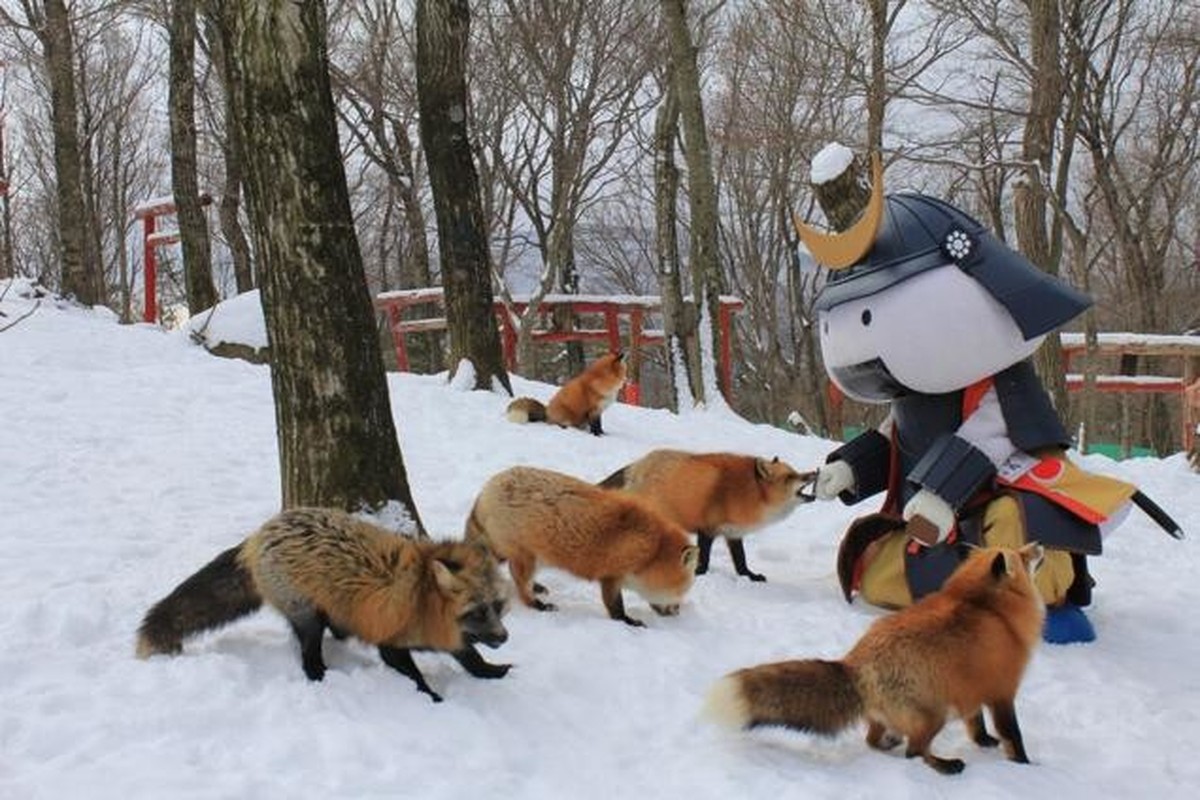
[0,67,13,280]
[212,0,425,524]
[416,0,511,392]
[474,0,658,377]
[662,0,724,406]
[329,0,442,371]
[4,0,98,304]
[198,9,254,294]
[169,0,218,312]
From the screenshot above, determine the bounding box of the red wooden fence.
[374,288,743,406]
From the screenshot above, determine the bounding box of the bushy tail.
[505,397,547,424]
[135,544,262,658]
[703,659,863,735]
[464,503,500,559]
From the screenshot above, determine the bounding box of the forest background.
[1,0,1196,456]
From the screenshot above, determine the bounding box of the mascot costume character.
[798,154,1183,644]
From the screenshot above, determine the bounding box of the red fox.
[466,465,699,626]
[599,450,813,581]
[136,508,510,702]
[704,543,1045,774]
[506,351,627,435]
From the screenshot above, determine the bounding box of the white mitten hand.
[815,460,855,500]
[902,489,956,545]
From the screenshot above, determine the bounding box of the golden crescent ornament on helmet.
[794,151,885,270]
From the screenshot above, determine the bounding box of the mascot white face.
[819,263,1043,402]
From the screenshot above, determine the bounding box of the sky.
[1,277,1198,799]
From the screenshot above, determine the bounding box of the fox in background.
[599,449,814,581]
[466,465,699,626]
[136,508,510,702]
[506,351,627,435]
[704,543,1045,774]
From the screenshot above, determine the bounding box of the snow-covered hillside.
[1,280,1197,799]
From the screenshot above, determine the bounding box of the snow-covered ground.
[2,279,1197,799]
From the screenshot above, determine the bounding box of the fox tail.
[136,544,262,658]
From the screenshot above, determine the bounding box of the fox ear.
[614,351,625,362]
[1019,542,1045,571]
[989,552,1009,580]
[681,545,700,572]
[433,559,463,593]
[755,458,772,481]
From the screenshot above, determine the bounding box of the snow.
[1060,332,1200,348]
[2,277,1199,799]
[184,289,269,350]
[810,142,856,185]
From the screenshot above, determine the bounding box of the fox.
[136,507,510,702]
[465,465,699,626]
[599,449,814,582]
[505,351,627,435]
[704,543,1045,775]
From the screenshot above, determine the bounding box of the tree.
[5,0,98,304]
[415,0,511,392]
[199,9,254,294]
[474,0,658,378]
[662,0,725,406]
[213,0,425,526]
[329,0,441,371]
[168,0,218,313]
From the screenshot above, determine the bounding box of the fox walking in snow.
[599,449,813,581]
[466,465,699,626]
[505,351,627,435]
[136,508,510,701]
[704,544,1045,774]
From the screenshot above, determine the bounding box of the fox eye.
[460,606,488,624]
[861,309,872,326]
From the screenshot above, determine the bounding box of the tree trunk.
[653,74,699,411]
[203,10,255,294]
[0,116,12,279]
[416,0,511,393]
[1015,0,1068,414]
[218,0,424,527]
[41,0,98,305]
[170,0,218,312]
[813,153,870,231]
[865,0,888,155]
[662,0,724,405]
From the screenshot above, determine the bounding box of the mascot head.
[797,154,1091,402]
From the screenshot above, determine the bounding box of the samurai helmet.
[796,153,1091,340]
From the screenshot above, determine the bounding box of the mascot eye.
[861,309,872,326]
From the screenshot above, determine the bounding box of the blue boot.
[1043,604,1096,644]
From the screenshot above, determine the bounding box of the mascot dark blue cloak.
[799,155,1179,643]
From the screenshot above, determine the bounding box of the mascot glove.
[815,460,856,500]
[902,489,956,544]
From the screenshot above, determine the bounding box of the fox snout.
[469,627,508,649]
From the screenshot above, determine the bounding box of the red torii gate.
[374,288,744,406]
[132,194,211,323]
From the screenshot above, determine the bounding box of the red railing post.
[142,214,157,323]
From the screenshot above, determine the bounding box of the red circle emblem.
[1031,459,1065,484]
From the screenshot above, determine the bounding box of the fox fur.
[506,351,627,435]
[600,449,812,581]
[466,465,699,626]
[704,544,1045,774]
[136,507,510,701]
